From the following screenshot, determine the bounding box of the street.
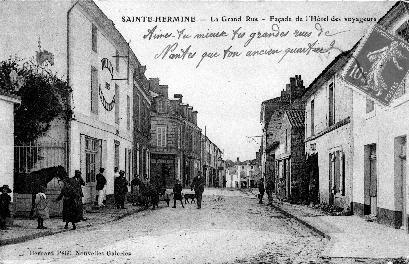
[0,189,384,264]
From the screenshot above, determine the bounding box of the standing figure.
[172,180,184,208]
[56,178,81,230]
[96,168,107,207]
[72,170,86,220]
[190,171,205,209]
[0,185,12,230]
[35,185,49,229]
[266,179,274,205]
[258,179,265,204]
[114,170,128,209]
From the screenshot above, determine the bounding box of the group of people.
[258,179,274,205]
[0,169,207,231]
[171,171,205,209]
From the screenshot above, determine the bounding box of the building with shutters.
[1,0,152,203]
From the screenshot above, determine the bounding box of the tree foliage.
[0,57,72,144]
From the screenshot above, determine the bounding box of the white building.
[1,0,150,203]
[350,1,409,230]
[0,91,21,198]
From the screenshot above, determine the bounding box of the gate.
[14,142,67,217]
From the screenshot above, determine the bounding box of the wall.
[0,96,18,197]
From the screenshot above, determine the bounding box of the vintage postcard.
[0,0,408,263]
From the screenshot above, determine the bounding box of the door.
[399,137,407,230]
[84,136,101,204]
[369,145,377,216]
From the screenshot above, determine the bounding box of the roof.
[0,89,21,104]
[285,110,305,128]
[302,47,355,101]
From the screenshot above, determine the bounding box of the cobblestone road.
[0,189,391,264]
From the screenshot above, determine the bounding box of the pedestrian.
[114,170,128,209]
[172,180,184,208]
[258,179,265,204]
[0,185,12,230]
[266,179,274,205]
[114,167,120,178]
[56,177,81,230]
[35,185,49,229]
[96,168,107,207]
[73,170,86,221]
[190,171,205,209]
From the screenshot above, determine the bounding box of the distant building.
[149,82,201,188]
[260,75,305,192]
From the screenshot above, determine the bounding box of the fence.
[14,142,67,217]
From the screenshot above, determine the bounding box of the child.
[0,185,12,230]
[35,185,49,229]
[172,180,184,208]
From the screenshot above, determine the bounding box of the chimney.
[237,157,240,163]
[192,111,198,125]
[290,77,296,87]
[149,78,160,94]
[174,94,183,103]
[159,84,169,99]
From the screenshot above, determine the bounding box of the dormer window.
[397,21,409,43]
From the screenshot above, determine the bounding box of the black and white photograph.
[0,0,409,263]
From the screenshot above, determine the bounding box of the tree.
[0,57,72,144]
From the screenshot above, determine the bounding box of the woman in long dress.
[56,178,81,230]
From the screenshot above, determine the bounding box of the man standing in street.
[114,170,128,209]
[96,168,107,207]
[258,179,265,204]
[73,170,86,220]
[190,171,205,209]
[266,178,274,205]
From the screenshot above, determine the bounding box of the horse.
[22,166,68,218]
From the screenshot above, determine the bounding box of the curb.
[0,206,147,247]
[246,190,331,240]
[269,202,331,240]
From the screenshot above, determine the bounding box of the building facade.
[274,110,305,201]
[303,52,354,211]
[0,92,21,197]
[1,0,151,203]
[350,1,409,229]
[260,75,305,192]
[149,82,201,188]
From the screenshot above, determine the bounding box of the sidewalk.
[0,202,145,247]
[271,200,409,259]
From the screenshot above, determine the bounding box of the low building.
[275,110,305,201]
[303,51,354,211]
[0,91,21,198]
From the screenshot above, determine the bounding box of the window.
[156,126,167,147]
[285,129,288,152]
[91,66,98,114]
[329,82,335,126]
[85,137,100,183]
[114,140,120,169]
[310,100,315,135]
[157,100,165,113]
[115,50,119,72]
[125,148,132,184]
[135,93,140,131]
[115,84,119,124]
[92,24,97,52]
[366,98,374,113]
[127,95,130,130]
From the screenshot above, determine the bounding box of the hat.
[119,170,125,176]
[74,170,81,176]
[1,185,12,193]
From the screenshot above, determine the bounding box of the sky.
[95,1,394,161]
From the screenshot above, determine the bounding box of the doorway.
[395,136,407,230]
[364,144,377,216]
